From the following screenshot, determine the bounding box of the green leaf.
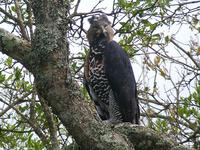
[11,6,17,12]
[22,81,32,92]
[152,34,161,41]
[118,0,126,7]
[135,0,140,5]
[150,23,158,30]
[0,72,5,83]
[155,118,168,132]
[165,36,170,44]
[18,105,29,113]
[14,67,22,80]
[4,57,13,68]
[141,19,151,26]
[27,133,33,147]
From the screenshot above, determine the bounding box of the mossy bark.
[0,0,195,150]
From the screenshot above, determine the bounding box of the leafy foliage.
[0,0,200,149]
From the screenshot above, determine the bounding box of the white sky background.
[71,0,200,99]
[0,0,199,114]
[0,0,196,106]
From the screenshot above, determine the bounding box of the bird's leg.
[88,84,98,102]
[107,90,123,124]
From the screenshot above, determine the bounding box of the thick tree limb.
[114,124,194,150]
[0,28,31,68]
[0,1,195,149]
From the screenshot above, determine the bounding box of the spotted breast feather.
[84,14,140,124]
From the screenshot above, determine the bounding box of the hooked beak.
[100,25,108,37]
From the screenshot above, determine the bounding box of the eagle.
[84,14,140,124]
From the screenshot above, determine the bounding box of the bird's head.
[87,14,114,44]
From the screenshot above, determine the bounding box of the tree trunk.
[0,0,194,150]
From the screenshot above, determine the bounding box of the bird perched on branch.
[84,14,140,124]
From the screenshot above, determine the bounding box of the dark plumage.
[84,14,140,124]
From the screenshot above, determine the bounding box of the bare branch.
[0,7,18,23]
[14,0,29,40]
[73,0,81,14]
[170,38,200,70]
[39,96,60,149]
[0,92,31,117]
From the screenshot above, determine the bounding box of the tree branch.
[39,96,60,149]
[0,97,50,148]
[0,7,18,23]
[170,38,200,69]
[0,92,31,117]
[114,124,193,150]
[0,28,31,69]
[14,0,29,40]
[0,1,195,149]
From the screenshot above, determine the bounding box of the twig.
[73,0,81,14]
[170,38,200,69]
[0,7,18,22]
[14,0,29,40]
[39,96,59,149]
[0,97,50,148]
[0,127,32,133]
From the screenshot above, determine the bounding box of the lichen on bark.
[0,0,196,149]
